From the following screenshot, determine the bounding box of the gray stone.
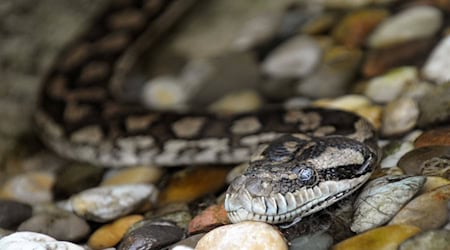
[381,98,419,136]
[0,200,32,230]
[290,231,333,250]
[417,82,450,127]
[422,36,450,84]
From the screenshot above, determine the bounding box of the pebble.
[0,199,32,230]
[388,184,450,230]
[195,221,288,250]
[414,127,450,148]
[351,175,425,233]
[262,35,322,78]
[417,82,450,126]
[70,184,157,222]
[118,220,184,250]
[141,76,188,110]
[398,229,450,250]
[167,233,205,250]
[209,89,263,114]
[188,204,229,234]
[422,35,450,84]
[420,176,450,194]
[18,209,90,242]
[0,171,55,204]
[231,12,282,51]
[332,224,421,250]
[297,46,362,98]
[53,163,104,199]
[332,9,388,48]
[367,6,442,49]
[158,166,229,205]
[381,97,419,136]
[365,66,418,103]
[363,39,433,77]
[0,231,84,250]
[397,146,450,176]
[145,203,192,229]
[101,166,164,186]
[289,230,334,250]
[88,214,143,250]
[380,141,414,168]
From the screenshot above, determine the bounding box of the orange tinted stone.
[188,204,230,234]
[414,127,450,148]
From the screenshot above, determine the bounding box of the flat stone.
[0,232,84,250]
[118,220,184,250]
[70,184,157,222]
[422,35,450,84]
[388,184,450,230]
[0,199,32,230]
[53,163,104,199]
[88,214,143,250]
[332,224,421,250]
[365,66,418,103]
[158,166,229,205]
[397,146,450,176]
[417,82,450,127]
[297,46,362,98]
[381,98,419,136]
[101,166,164,186]
[367,6,442,49]
[145,203,192,229]
[188,204,229,234]
[18,209,90,242]
[262,35,322,78]
[0,171,55,204]
[351,175,425,233]
[399,230,450,250]
[333,9,388,48]
[363,39,433,77]
[414,127,450,148]
[195,221,288,250]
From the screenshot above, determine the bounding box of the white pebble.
[422,36,450,84]
[0,232,83,250]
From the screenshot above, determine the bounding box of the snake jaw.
[225,174,371,224]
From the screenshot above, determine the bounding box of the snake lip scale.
[35,0,379,225]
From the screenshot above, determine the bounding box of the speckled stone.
[262,35,322,78]
[333,9,388,48]
[70,184,157,222]
[351,175,425,233]
[365,66,418,103]
[367,5,442,49]
[332,225,421,250]
[158,166,229,205]
[53,163,104,199]
[188,204,229,234]
[381,97,419,136]
[88,214,143,250]
[18,209,90,242]
[388,184,450,230]
[101,166,164,186]
[417,82,450,127]
[414,127,450,148]
[0,199,32,230]
[195,221,288,250]
[0,171,55,204]
[399,229,450,250]
[397,146,450,177]
[0,232,84,250]
[118,220,184,250]
[422,36,450,84]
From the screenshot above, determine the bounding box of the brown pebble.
[188,204,230,234]
[414,127,450,148]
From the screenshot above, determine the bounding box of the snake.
[35,0,379,225]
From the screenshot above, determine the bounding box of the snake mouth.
[225,174,370,224]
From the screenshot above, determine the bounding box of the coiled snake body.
[35,0,378,224]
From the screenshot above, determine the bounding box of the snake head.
[225,134,377,224]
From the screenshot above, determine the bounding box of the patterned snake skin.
[35,0,379,224]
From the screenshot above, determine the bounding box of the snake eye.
[292,165,317,186]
